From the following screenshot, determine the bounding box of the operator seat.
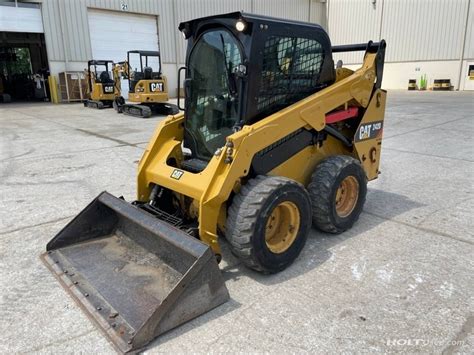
[143,67,153,80]
[99,71,113,84]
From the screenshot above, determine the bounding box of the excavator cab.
[84,60,120,109]
[127,50,162,92]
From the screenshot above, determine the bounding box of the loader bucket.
[41,192,229,353]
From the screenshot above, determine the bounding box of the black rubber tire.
[225,175,312,273]
[308,155,367,234]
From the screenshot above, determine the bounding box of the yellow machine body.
[127,77,169,103]
[137,51,386,256]
[87,80,119,102]
[113,51,178,117]
[42,12,387,353]
[84,60,120,109]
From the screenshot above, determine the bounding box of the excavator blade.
[41,191,229,353]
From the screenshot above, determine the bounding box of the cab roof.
[179,11,326,34]
[127,50,160,56]
[88,60,113,65]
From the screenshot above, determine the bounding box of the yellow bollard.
[48,75,59,104]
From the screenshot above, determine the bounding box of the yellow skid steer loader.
[42,12,386,353]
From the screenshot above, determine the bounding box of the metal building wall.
[41,0,325,66]
[173,0,253,64]
[173,0,322,64]
[39,0,328,95]
[381,0,470,62]
[41,0,64,61]
[41,0,175,65]
[463,0,474,59]
[253,0,311,20]
[328,0,382,64]
[328,0,472,65]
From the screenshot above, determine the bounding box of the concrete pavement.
[0,91,473,354]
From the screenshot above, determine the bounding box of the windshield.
[185,29,242,160]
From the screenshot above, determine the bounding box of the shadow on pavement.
[220,188,424,286]
[144,189,423,351]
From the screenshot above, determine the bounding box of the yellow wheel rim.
[335,176,359,218]
[265,201,300,254]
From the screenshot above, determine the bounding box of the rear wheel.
[308,155,367,234]
[226,176,312,273]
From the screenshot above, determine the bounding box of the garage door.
[88,9,159,98]
[0,5,43,33]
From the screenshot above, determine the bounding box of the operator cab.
[87,60,114,85]
[178,12,335,171]
[127,50,163,93]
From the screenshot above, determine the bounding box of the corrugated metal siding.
[328,0,382,64]
[253,0,310,21]
[63,0,91,61]
[40,0,472,66]
[328,0,471,64]
[156,0,177,63]
[463,0,474,59]
[41,0,325,65]
[174,0,253,63]
[310,1,327,29]
[41,0,170,62]
[381,0,469,62]
[41,0,64,61]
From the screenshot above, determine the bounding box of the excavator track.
[121,104,152,118]
[84,100,105,109]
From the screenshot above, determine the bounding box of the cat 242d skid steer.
[42,12,386,353]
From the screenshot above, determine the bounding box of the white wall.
[162,63,181,97]
[343,60,462,90]
[459,60,474,90]
[328,0,473,90]
[0,6,44,33]
[48,61,88,76]
[383,61,462,90]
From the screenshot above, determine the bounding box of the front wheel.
[225,176,312,273]
[308,155,367,234]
